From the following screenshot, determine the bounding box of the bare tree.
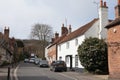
[30,23,53,58]
[30,23,53,42]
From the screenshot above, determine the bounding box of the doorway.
[66,55,72,69]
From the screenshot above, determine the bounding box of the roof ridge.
[58,18,98,44]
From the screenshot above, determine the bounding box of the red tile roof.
[58,18,98,44]
[47,34,67,48]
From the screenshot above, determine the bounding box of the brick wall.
[48,45,56,64]
[107,25,120,78]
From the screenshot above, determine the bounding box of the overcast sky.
[0,0,116,39]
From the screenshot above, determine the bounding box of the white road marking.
[59,73,78,80]
[14,65,19,80]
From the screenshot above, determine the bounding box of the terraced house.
[46,0,112,70]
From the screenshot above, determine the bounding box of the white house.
[57,0,111,69]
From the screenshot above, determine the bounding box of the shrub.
[1,61,10,67]
[78,37,108,74]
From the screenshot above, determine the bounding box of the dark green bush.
[78,37,108,74]
[1,61,10,66]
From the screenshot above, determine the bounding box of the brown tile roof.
[105,18,120,28]
[47,34,67,48]
[58,18,98,44]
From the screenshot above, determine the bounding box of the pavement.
[0,65,15,80]
[0,65,108,80]
[63,70,108,80]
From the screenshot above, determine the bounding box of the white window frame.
[75,55,79,67]
[66,42,69,49]
[59,45,61,51]
[75,39,78,46]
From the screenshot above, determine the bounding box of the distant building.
[105,0,120,79]
[0,27,17,65]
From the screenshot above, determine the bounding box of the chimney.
[51,38,55,43]
[68,25,72,33]
[115,0,120,18]
[98,0,108,39]
[11,37,15,45]
[61,24,68,35]
[55,32,59,39]
[4,27,9,41]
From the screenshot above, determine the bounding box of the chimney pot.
[55,32,59,39]
[118,0,120,5]
[69,25,71,28]
[69,25,72,33]
[51,38,55,43]
[115,0,120,18]
[100,0,103,7]
[62,24,64,27]
[104,2,107,7]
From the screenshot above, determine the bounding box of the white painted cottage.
[57,0,112,69]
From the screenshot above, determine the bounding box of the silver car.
[34,58,40,65]
[29,58,35,63]
[39,60,49,67]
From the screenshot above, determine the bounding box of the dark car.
[50,60,67,72]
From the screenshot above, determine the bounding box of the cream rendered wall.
[58,35,85,68]
[99,7,108,39]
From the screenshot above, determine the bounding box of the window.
[66,42,69,49]
[59,45,61,51]
[75,55,78,67]
[65,56,69,64]
[75,39,78,46]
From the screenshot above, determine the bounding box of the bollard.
[7,67,10,80]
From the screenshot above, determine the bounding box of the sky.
[0,0,116,39]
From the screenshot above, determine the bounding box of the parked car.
[24,58,29,63]
[29,58,35,63]
[39,60,49,67]
[34,58,40,65]
[50,60,67,72]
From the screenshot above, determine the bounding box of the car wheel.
[50,67,52,71]
[64,69,67,72]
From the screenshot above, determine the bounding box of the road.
[16,62,76,80]
[15,62,107,80]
